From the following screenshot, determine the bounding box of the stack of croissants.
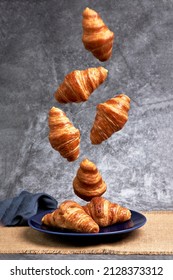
[42,7,132,233]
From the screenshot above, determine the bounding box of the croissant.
[48,106,80,161]
[73,158,106,201]
[82,7,114,61]
[90,94,131,144]
[83,197,131,227]
[54,66,108,103]
[42,200,99,233]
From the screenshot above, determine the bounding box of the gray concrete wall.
[0,0,173,211]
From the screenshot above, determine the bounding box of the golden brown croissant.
[73,158,106,201]
[42,200,99,233]
[90,94,131,144]
[82,7,114,61]
[48,106,80,161]
[54,67,108,103]
[83,197,131,227]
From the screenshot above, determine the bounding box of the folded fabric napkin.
[0,190,58,226]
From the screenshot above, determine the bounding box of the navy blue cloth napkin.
[0,191,58,226]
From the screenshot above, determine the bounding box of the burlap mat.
[0,211,172,255]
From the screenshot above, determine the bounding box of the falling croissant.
[54,67,108,103]
[42,200,99,233]
[90,94,131,144]
[73,158,106,201]
[83,197,131,227]
[48,107,80,161]
[82,7,114,61]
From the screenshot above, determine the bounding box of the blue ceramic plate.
[28,210,146,237]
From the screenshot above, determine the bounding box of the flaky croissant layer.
[73,158,107,201]
[90,94,131,144]
[83,197,131,227]
[42,200,99,233]
[54,67,108,103]
[82,7,114,61]
[48,107,80,161]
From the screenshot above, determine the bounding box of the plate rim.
[28,209,147,237]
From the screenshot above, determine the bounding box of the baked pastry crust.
[82,7,114,61]
[48,106,80,161]
[54,67,108,103]
[90,94,131,144]
[83,197,131,227]
[42,200,99,233]
[73,158,107,201]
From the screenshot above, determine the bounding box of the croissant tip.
[97,66,108,77]
[79,158,94,170]
[115,93,131,102]
[50,106,57,110]
[49,106,61,114]
[103,67,108,74]
[100,66,108,71]
[83,7,97,15]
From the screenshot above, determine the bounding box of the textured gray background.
[0,0,173,259]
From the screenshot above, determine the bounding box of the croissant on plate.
[90,94,131,144]
[83,197,131,227]
[48,106,80,161]
[54,66,108,103]
[42,200,99,233]
[82,7,114,61]
[73,158,106,201]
